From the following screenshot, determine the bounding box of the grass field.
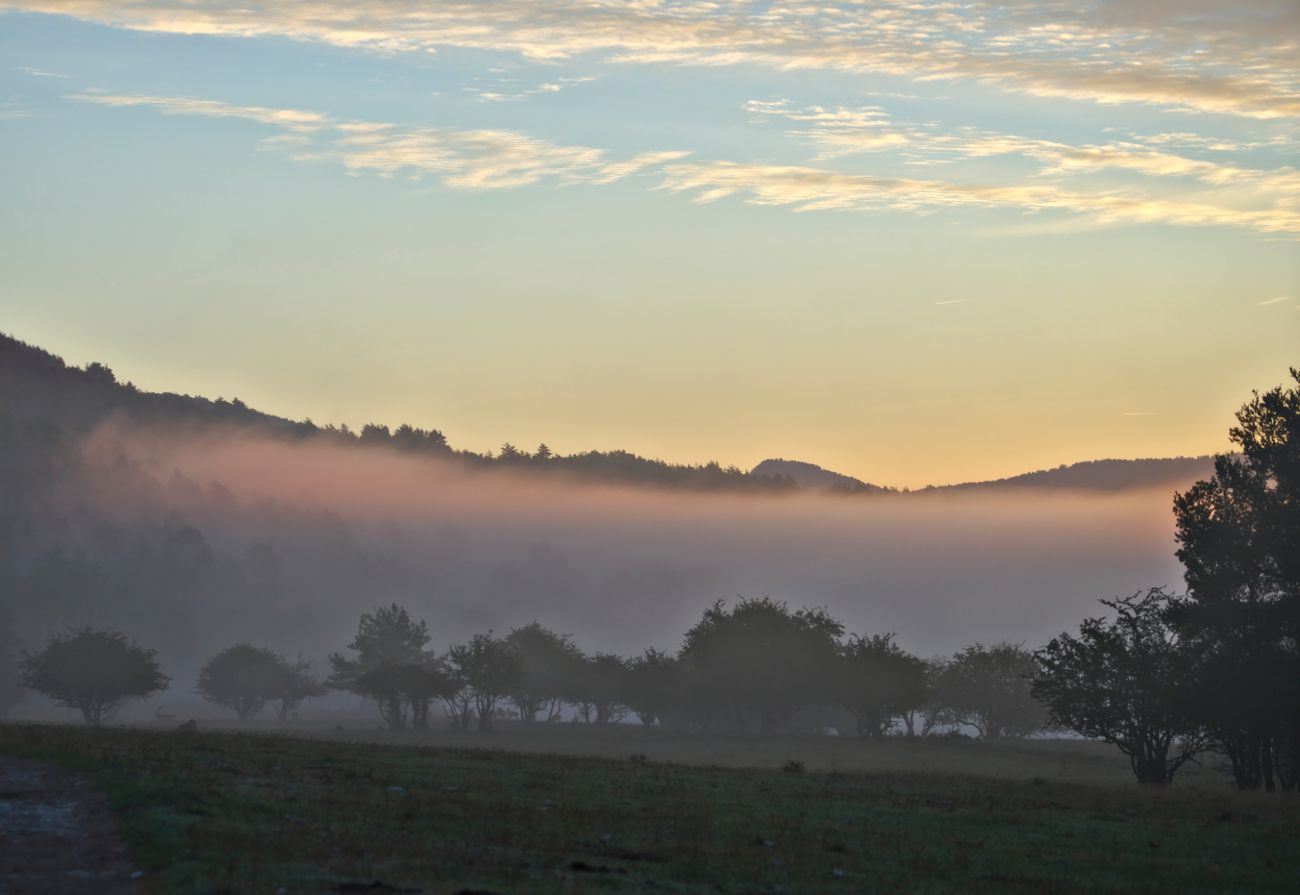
[2,723,1297,893]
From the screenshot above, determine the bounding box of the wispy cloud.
[466,74,598,104]
[14,65,68,78]
[7,1,1300,119]
[1259,296,1289,305]
[934,299,968,306]
[656,160,1300,236]
[69,90,688,190]
[744,99,1300,236]
[68,89,1300,237]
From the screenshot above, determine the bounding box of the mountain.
[0,331,1216,496]
[0,332,794,494]
[750,459,890,493]
[923,457,1217,494]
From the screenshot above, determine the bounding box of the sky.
[1,1,1297,488]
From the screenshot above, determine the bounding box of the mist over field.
[6,419,1185,698]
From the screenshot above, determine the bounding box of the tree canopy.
[19,627,168,726]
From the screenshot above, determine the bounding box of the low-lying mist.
[3,419,1185,698]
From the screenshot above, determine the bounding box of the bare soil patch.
[0,756,142,894]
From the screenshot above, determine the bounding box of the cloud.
[14,65,68,78]
[67,88,1300,236]
[1258,296,1289,305]
[465,74,599,103]
[743,99,1300,236]
[656,160,1300,236]
[6,1,1300,119]
[68,90,687,190]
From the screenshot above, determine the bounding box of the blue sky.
[1,1,1297,486]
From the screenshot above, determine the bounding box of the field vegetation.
[2,723,1297,894]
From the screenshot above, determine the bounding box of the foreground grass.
[2,724,1297,893]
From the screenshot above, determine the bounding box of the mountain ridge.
[1,331,1215,495]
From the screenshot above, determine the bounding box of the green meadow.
[2,723,1297,894]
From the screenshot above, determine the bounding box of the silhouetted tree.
[446,632,520,732]
[622,648,677,726]
[1172,368,1300,791]
[19,627,168,726]
[329,603,434,730]
[937,642,1043,738]
[837,634,930,738]
[1034,589,1208,786]
[679,597,843,733]
[197,644,298,721]
[504,622,583,722]
[273,653,329,722]
[570,653,628,725]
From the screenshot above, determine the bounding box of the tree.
[937,642,1043,739]
[19,627,168,726]
[446,632,520,732]
[273,653,329,722]
[679,597,843,733]
[837,634,930,738]
[198,644,292,721]
[1172,368,1300,791]
[1034,589,1208,786]
[504,622,583,722]
[329,603,435,730]
[196,645,326,722]
[569,653,628,725]
[622,648,677,726]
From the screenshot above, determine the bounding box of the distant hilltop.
[1,330,1215,496]
[752,456,1216,495]
[750,459,890,493]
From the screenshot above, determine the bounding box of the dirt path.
[0,756,144,893]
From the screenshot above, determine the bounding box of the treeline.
[8,599,1046,740]
[0,332,795,494]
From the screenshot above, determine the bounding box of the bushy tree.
[937,642,1043,739]
[569,653,628,725]
[679,597,843,733]
[198,644,287,721]
[446,632,520,732]
[504,622,583,722]
[329,603,438,730]
[1173,368,1300,791]
[622,648,677,726]
[273,653,329,722]
[197,644,325,721]
[19,627,168,726]
[1034,589,1208,786]
[837,634,930,738]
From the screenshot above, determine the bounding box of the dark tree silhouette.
[504,622,583,722]
[273,653,329,722]
[1034,589,1207,786]
[569,653,628,725]
[1173,368,1300,791]
[19,627,168,726]
[622,648,677,726]
[329,603,435,730]
[679,597,842,733]
[837,634,930,738]
[446,632,520,732]
[197,644,325,721]
[198,644,291,721]
[937,642,1044,738]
